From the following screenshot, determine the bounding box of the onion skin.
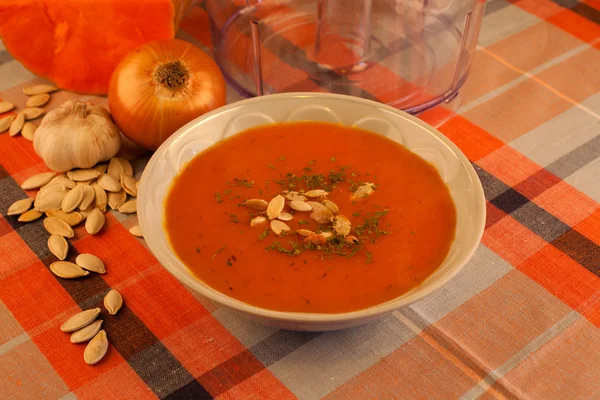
[108,38,226,150]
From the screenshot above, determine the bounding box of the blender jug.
[207,0,485,126]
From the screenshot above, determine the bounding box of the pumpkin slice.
[0,0,192,95]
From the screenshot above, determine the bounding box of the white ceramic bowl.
[138,93,486,331]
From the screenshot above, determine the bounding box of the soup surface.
[165,122,456,313]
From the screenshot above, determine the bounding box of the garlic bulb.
[33,101,121,172]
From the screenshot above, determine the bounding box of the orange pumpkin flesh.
[0,0,191,95]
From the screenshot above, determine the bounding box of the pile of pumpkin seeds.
[0,84,57,140]
[244,183,376,243]
[60,289,123,365]
[7,156,144,279]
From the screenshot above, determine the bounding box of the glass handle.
[250,19,264,96]
[449,11,473,94]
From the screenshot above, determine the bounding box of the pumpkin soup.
[164,121,456,313]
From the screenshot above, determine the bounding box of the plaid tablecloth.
[1,1,599,399]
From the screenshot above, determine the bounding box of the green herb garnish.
[212,244,226,259]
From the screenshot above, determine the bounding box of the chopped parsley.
[212,244,226,259]
[229,214,239,223]
[298,220,309,225]
[258,228,270,240]
[268,163,276,170]
[231,178,253,188]
[278,156,287,161]
[330,157,336,162]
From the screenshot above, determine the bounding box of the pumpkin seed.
[305,189,329,198]
[352,182,375,199]
[267,195,285,220]
[84,330,108,365]
[67,169,101,182]
[60,307,101,332]
[50,261,89,279]
[48,234,69,260]
[296,229,315,237]
[85,208,105,235]
[323,200,339,214]
[44,174,76,189]
[103,289,123,315]
[7,198,34,215]
[76,253,106,274]
[79,207,93,220]
[333,215,351,237]
[107,190,127,210]
[277,212,293,221]
[23,84,58,95]
[284,191,307,202]
[46,210,83,226]
[70,320,103,344]
[26,93,50,107]
[250,216,267,227]
[44,217,74,238]
[18,209,43,222]
[93,163,108,174]
[303,233,327,245]
[0,115,15,133]
[107,158,123,179]
[34,189,66,211]
[270,219,290,236]
[345,235,359,244]
[97,174,121,192]
[61,185,84,213]
[77,180,96,186]
[21,107,44,120]
[120,174,138,197]
[116,158,133,176]
[9,112,24,136]
[21,122,37,141]
[79,185,95,210]
[21,172,55,190]
[244,199,268,211]
[289,200,312,212]
[307,201,334,224]
[0,101,15,114]
[92,183,107,212]
[39,183,67,194]
[118,199,137,214]
[129,225,143,237]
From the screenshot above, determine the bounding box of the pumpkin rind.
[0,0,192,94]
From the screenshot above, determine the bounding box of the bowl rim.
[138,92,486,324]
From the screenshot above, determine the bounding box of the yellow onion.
[108,38,226,150]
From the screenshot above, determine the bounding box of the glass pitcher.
[206,0,485,126]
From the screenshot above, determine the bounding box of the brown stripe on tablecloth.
[511,202,571,243]
[546,135,600,180]
[167,328,321,398]
[0,50,13,65]
[550,0,600,24]
[0,164,212,399]
[513,168,562,200]
[472,163,512,202]
[489,188,530,216]
[552,230,600,276]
